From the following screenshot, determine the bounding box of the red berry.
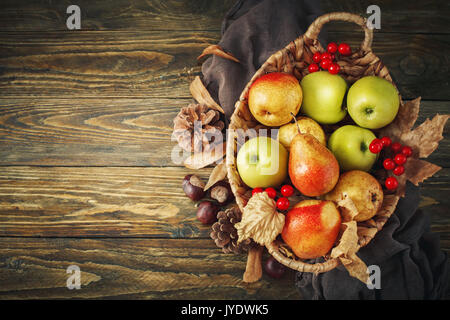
[369,139,383,153]
[265,187,277,199]
[394,153,407,165]
[320,58,332,70]
[252,187,264,196]
[321,52,332,61]
[330,53,336,61]
[264,256,286,279]
[280,185,294,197]
[401,146,413,158]
[327,42,338,54]
[391,142,402,153]
[308,63,319,73]
[381,136,392,148]
[385,177,398,190]
[328,63,340,75]
[338,43,352,56]
[383,158,396,170]
[276,197,290,211]
[312,52,322,63]
[393,165,405,176]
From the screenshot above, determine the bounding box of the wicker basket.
[226,12,401,274]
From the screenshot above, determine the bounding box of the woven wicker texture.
[226,12,401,273]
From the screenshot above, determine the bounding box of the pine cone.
[172,103,225,153]
[210,206,255,254]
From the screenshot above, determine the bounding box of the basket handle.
[304,12,373,52]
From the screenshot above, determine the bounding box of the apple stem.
[290,112,301,135]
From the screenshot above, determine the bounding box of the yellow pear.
[278,116,326,150]
[325,170,383,222]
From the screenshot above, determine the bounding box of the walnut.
[172,103,225,153]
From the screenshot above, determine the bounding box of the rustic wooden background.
[0,0,448,299]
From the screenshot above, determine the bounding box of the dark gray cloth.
[201,0,323,119]
[296,182,449,299]
[200,0,449,299]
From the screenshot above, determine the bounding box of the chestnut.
[264,256,286,279]
[182,174,205,201]
[209,181,233,205]
[196,201,219,225]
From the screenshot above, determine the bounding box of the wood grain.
[0,0,448,33]
[0,31,449,100]
[0,98,447,167]
[0,237,301,299]
[0,98,190,166]
[0,166,448,240]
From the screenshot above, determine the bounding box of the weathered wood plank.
[0,98,447,167]
[0,237,301,299]
[0,0,448,33]
[0,0,235,32]
[0,98,191,166]
[0,166,448,239]
[0,31,449,100]
[321,0,450,34]
[0,166,212,238]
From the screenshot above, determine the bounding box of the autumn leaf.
[197,44,240,63]
[331,221,369,284]
[379,97,449,196]
[204,161,227,191]
[235,192,285,246]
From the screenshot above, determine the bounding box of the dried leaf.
[380,97,421,140]
[203,161,227,191]
[197,44,240,63]
[189,76,225,114]
[331,221,369,283]
[342,252,370,284]
[235,192,285,246]
[204,162,227,191]
[331,221,359,258]
[379,98,449,197]
[404,158,442,186]
[183,142,226,170]
[335,193,359,222]
[401,114,450,158]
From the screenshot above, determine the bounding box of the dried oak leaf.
[379,97,449,196]
[235,192,285,246]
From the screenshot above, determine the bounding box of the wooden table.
[0,0,448,299]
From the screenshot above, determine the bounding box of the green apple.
[300,71,348,124]
[328,125,377,172]
[237,136,288,188]
[347,76,400,129]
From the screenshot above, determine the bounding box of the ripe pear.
[248,72,302,127]
[289,133,339,197]
[325,170,383,222]
[278,116,326,150]
[282,200,341,259]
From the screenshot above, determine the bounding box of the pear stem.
[290,112,301,135]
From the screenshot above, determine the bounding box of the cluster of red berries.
[252,184,294,211]
[308,42,352,75]
[369,136,413,190]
